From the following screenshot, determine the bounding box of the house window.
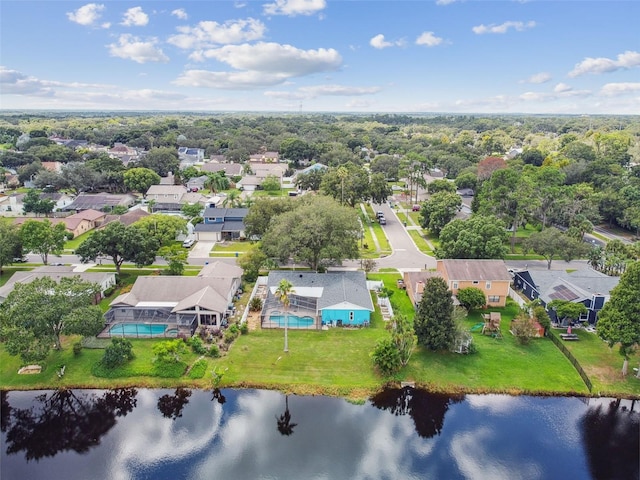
[452,282,458,289]
[349,311,354,321]
[488,296,500,303]
[472,280,479,285]
[486,281,491,290]
[579,312,588,320]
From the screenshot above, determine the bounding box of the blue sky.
[1,0,639,114]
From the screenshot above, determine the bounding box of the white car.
[182,238,195,248]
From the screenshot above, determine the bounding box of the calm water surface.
[1,388,638,480]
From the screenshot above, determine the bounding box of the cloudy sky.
[1,0,639,114]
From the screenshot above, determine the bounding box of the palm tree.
[205,172,229,194]
[276,395,297,436]
[274,279,295,352]
[336,166,348,206]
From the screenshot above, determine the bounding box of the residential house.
[437,259,512,307]
[61,193,136,212]
[403,270,443,307]
[145,184,208,213]
[186,175,209,192]
[249,151,280,163]
[201,162,242,177]
[102,208,149,227]
[208,154,228,164]
[194,207,248,241]
[0,266,116,304]
[237,163,287,192]
[178,147,205,165]
[41,161,63,173]
[104,261,243,336]
[513,269,619,325]
[1,191,74,215]
[261,271,375,329]
[13,208,106,237]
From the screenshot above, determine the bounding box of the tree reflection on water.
[370,387,464,439]
[580,398,639,480]
[2,388,137,461]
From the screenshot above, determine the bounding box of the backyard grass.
[2,270,639,398]
[548,328,640,397]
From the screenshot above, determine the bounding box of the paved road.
[341,202,436,272]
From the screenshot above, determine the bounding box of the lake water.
[1,388,638,480]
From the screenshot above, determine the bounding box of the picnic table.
[560,333,579,341]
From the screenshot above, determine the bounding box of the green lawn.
[408,230,433,255]
[64,230,95,252]
[548,328,640,397]
[211,241,255,256]
[2,269,639,399]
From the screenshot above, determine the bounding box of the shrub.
[187,359,207,379]
[101,338,134,369]
[249,297,263,312]
[371,338,401,376]
[240,322,249,335]
[153,339,188,363]
[189,336,208,355]
[73,342,83,356]
[208,344,221,358]
[456,287,486,310]
[223,328,239,345]
[511,313,539,345]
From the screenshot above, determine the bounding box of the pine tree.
[415,277,455,351]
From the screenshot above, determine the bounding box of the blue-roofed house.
[261,271,375,329]
[513,269,619,325]
[194,206,248,241]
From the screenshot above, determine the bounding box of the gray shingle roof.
[528,269,619,304]
[266,271,374,311]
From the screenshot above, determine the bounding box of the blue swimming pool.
[108,323,168,336]
[268,315,315,328]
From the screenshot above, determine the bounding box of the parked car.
[376,211,384,219]
[412,204,421,211]
[183,238,195,248]
[12,256,27,263]
[379,216,386,225]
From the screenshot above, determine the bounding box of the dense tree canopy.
[123,167,161,194]
[597,261,640,368]
[523,227,589,269]
[436,215,509,259]
[261,195,360,271]
[0,277,103,362]
[0,220,22,273]
[20,219,67,264]
[76,221,159,274]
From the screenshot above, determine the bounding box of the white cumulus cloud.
[263,0,326,16]
[171,9,188,20]
[121,6,149,27]
[370,34,404,49]
[569,50,640,77]
[436,0,457,4]
[553,83,573,93]
[600,82,640,96]
[108,34,169,64]
[175,70,289,89]
[67,3,106,27]
[168,18,266,50]
[472,20,536,35]
[191,42,341,76]
[521,72,551,84]
[415,32,443,47]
